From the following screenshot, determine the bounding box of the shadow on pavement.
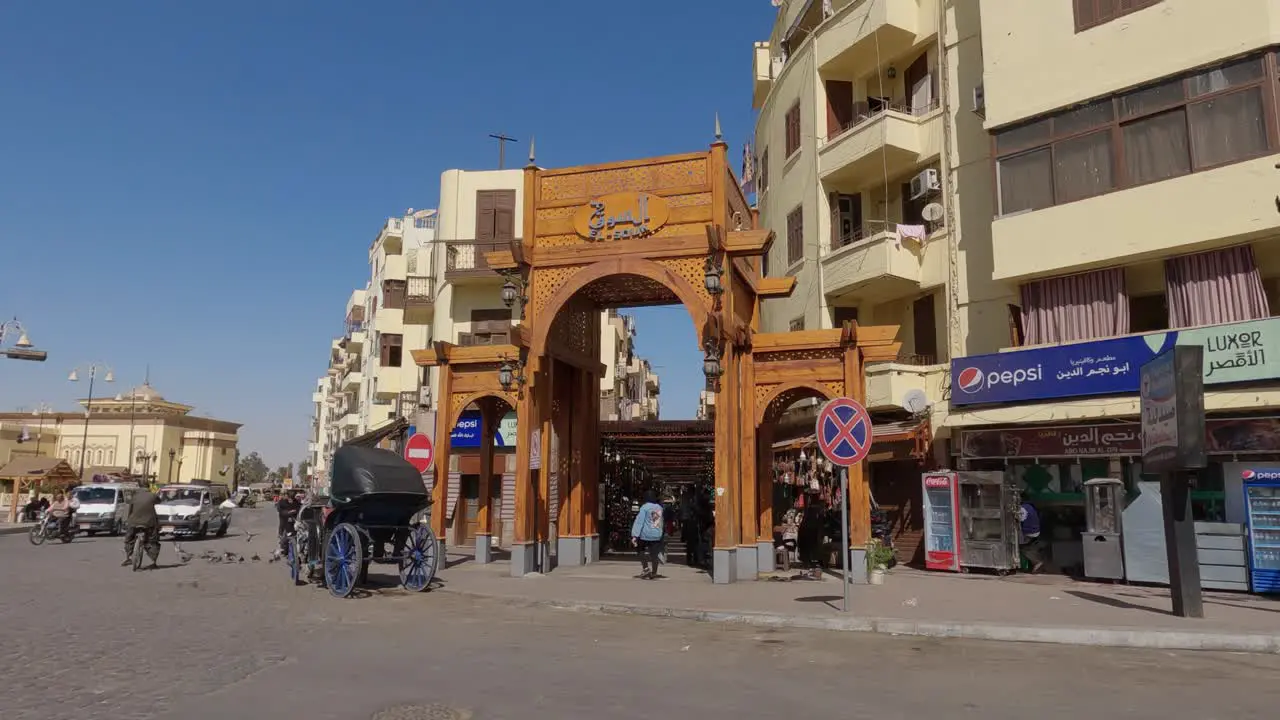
[1066,590,1171,616]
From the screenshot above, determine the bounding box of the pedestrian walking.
[630,489,665,579]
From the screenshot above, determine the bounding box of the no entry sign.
[405,432,435,473]
[815,397,872,467]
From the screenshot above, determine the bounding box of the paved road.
[3,507,1279,720]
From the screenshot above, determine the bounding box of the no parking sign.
[815,397,872,466]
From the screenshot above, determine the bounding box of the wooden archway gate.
[418,140,899,582]
[412,338,518,563]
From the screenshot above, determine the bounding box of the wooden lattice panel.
[578,274,677,307]
[538,158,709,202]
[654,257,713,307]
[756,347,844,363]
[667,192,713,209]
[531,265,586,319]
[547,305,595,357]
[450,390,517,418]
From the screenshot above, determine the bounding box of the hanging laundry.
[897,224,927,242]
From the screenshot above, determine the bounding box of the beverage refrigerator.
[922,471,961,572]
[1244,476,1280,594]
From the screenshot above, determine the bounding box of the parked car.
[155,482,232,538]
[70,482,139,536]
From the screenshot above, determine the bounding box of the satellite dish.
[922,203,945,223]
[902,389,931,415]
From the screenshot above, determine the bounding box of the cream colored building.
[310,209,438,476]
[598,310,661,421]
[945,0,1280,432]
[0,385,240,485]
[752,0,1001,429]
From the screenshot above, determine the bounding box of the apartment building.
[945,0,1280,568]
[309,209,438,475]
[752,0,997,427]
[598,310,661,421]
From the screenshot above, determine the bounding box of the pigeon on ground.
[176,549,193,564]
[250,554,261,562]
[244,531,256,543]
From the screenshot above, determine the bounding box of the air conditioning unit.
[909,169,941,200]
[972,83,986,116]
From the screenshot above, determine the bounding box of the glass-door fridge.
[1244,478,1280,594]
[923,472,961,572]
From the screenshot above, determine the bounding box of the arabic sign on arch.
[950,316,1280,406]
[571,192,671,242]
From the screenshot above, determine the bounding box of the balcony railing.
[445,239,512,280]
[827,98,939,141]
[406,275,436,305]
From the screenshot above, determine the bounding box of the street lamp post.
[30,403,54,457]
[137,451,157,486]
[167,449,176,485]
[116,387,139,474]
[68,364,114,479]
[0,317,48,362]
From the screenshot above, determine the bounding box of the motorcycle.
[28,512,76,546]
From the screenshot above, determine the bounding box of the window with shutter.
[475,191,496,241]
[785,102,801,157]
[786,206,804,267]
[380,334,404,366]
[475,190,516,242]
[1074,0,1162,32]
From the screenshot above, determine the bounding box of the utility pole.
[488,133,518,169]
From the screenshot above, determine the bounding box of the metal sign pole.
[840,466,850,613]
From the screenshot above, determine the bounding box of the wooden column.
[537,360,554,544]
[513,360,537,544]
[583,370,600,540]
[738,349,758,551]
[430,363,454,541]
[566,366,590,538]
[713,344,739,552]
[756,421,775,543]
[476,399,496,538]
[844,343,870,545]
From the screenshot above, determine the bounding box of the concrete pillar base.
[756,541,775,573]
[712,547,738,584]
[475,534,492,565]
[511,542,538,577]
[557,536,585,567]
[735,544,759,581]
[847,547,868,585]
[436,539,447,569]
[584,534,601,563]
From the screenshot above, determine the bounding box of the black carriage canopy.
[329,446,429,503]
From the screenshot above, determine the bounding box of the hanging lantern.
[500,277,519,308]
[498,359,515,391]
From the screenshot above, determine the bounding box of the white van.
[156,483,232,538]
[70,483,139,536]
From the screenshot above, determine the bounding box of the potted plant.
[866,539,895,585]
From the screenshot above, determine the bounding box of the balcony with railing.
[864,352,947,412]
[406,275,436,311]
[445,239,511,283]
[820,98,941,183]
[821,219,926,301]
[373,217,404,255]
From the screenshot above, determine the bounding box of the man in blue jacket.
[631,490,665,579]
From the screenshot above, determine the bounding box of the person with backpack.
[630,490,665,579]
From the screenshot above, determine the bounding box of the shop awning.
[344,417,409,448]
[0,457,81,522]
[771,416,932,462]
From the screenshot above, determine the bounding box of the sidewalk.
[435,553,1280,654]
[0,522,33,536]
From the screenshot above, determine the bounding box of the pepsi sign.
[1242,469,1280,482]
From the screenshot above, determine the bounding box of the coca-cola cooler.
[923,471,961,571]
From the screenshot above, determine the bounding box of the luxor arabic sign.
[572,192,670,241]
[950,317,1280,406]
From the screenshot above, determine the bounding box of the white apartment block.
[598,310,661,422]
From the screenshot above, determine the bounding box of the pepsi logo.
[956,367,985,394]
[1242,469,1280,481]
[1243,470,1256,480]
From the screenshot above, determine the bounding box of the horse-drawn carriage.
[287,445,439,598]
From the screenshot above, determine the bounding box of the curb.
[0,525,32,537]
[437,587,1280,655]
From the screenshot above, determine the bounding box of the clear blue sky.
[0,1,775,466]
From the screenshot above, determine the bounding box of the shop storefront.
[949,316,1280,576]
[445,410,518,548]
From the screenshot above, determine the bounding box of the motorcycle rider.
[121,484,161,569]
[46,492,74,536]
[276,490,302,555]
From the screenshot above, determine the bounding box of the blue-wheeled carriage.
[288,445,439,598]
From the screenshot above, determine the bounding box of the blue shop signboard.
[449,411,519,448]
[951,317,1280,406]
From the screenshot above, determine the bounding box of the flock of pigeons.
[171,529,268,565]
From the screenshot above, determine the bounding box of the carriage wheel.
[324,523,362,598]
[287,536,301,586]
[399,526,438,592]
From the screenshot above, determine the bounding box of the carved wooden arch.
[757,381,836,426]
[530,256,710,357]
[449,391,517,428]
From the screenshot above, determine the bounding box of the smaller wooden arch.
[757,381,836,426]
[530,257,709,357]
[450,391,517,427]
